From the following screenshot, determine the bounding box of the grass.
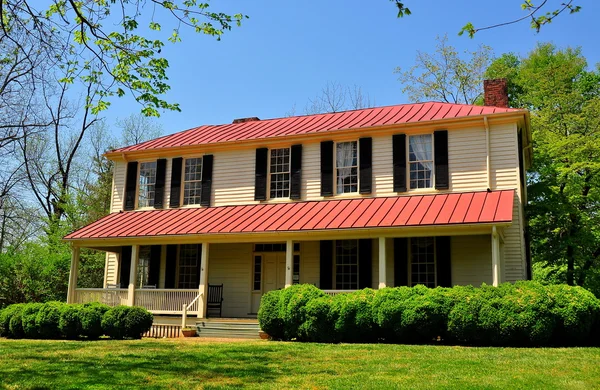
[0,339,599,389]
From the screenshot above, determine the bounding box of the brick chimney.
[483,79,508,108]
[232,117,260,124]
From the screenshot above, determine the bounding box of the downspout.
[484,116,491,190]
[491,226,500,287]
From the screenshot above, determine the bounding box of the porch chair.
[206,284,224,318]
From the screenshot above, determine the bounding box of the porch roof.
[64,190,514,241]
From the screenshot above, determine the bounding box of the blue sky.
[105,0,600,136]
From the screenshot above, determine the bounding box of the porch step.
[196,320,261,339]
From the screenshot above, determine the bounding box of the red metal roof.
[112,103,523,153]
[65,190,514,241]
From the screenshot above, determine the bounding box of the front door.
[251,253,286,313]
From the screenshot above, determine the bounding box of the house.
[64,79,532,320]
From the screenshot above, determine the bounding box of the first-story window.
[293,254,300,285]
[178,244,199,289]
[137,246,152,288]
[335,240,359,290]
[336,141,358,194]
[138,161,157,207]
[253,255,262,291]
[410,237,436,287]
[270,148,290,199]
[408,134,434,189]
[183,157,203,205]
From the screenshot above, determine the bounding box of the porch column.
[285,239,293,288]
[378,237,387,289]
[127,245,139,306]
[66,246,80,304]
[492,226,500,287]
[198,243,210,318]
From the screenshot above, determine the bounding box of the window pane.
[183,158,203,205]
[408,135,433,189]
[335,240,358,290]
[137,246,152,288]
[138,162,157,208]
[336,142,358,194]
[253,256,262,290]
[270,148,291,198]
[410,237,435,288]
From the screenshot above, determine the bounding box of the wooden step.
[195,320,261,339]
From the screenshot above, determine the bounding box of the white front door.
[251,253,286,313]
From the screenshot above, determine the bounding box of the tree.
[117,113,163,147]
[396,35,493,105]
[0,1,247,117]
[303,81,374,115]
[486,43,600,294]
[390,1,583,37]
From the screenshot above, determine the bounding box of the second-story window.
[409,134,434,189]
[138,162,157,208]
[270,148,290,198]
[183,157,203,205]
[336,141,358,194]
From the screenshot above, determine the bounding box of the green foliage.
[259,283,600,346]
[80,302,110,339]
[101,306,153,340]
[0,304,25,337]
[36,302,65,339]
[278,284,326,340]
[58,304,83,339]
[21,303,43,339]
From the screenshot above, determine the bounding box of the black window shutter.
[254,148,268,201]
[358,239,372,289]
[200,155,213,206]
[164,245,178,288]
[434,130,449,190]
[392,134,407,192]
[119,246,132,288]
[169,157,183,208]
[394,238,408,287]
[436,236,452,287]
[359,137,372,194]
[320,141,334,196]
[290,144,302,200]
[153,159,167,209]
[148,245,161,286]
[124,162,138,211]
[319,240,333,289]
[195,244,202,287]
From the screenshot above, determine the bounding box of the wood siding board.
[406,195,435,225]
[463,192,488,223]
[451,235,492,286]
[392,196,423,226]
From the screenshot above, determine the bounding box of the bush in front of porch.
[258,282,600,346]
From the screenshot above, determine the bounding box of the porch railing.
[134,289,199,314]
[322,290,356,296]
[74,288,128,306]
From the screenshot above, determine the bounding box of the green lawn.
[0,339,599,389]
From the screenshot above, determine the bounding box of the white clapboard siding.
[211,149,257,206]
[503,196,525,282]
[451,235,493,286]
[447,126,489,192]
[490,123,519,190]
[302,142,323,200]
[111,161,126,212]
[104,252,119,286]
[300,241,320,286]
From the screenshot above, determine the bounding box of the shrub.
[102,306,153,339]
[332,289,376,343]
[36,301,65,339]
[547,284,600,345]
[59,304,83,339]
[257,289,284,340]
[370,287,414,342]
[0,304,25,338]
[298,296,334,342]
[280,284,326,340]
[80,302,110,339]
[21,303,43,338]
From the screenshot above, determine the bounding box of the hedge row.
[0,302,153,340]
[258,282,600,346]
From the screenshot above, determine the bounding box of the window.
[183,157,203,205]
[178,244,199,289]
[408,134,434,189]
[270,148,290,198]
[138,162,157,207]
[293,254,300,285]
[336,141,358,194]
[254,243,286,252]
[253,255,262,291]
[335,240,359,290]
[410,237,436,288]
[137,246,151,288]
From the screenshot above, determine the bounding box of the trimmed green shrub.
[280,284,326,340]
[101,306,153,339]
[332,289,376,343]
[21,303,43,338]
[58,304,83,339]
[257,289,284,340]
[298,296,334,342]
[0,304,25,338]
[547,284,600,345]
[36,302,65,339]
[80,302,110,339]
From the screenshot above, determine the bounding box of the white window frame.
[177,244,199,289]
[407,134,435,190]
[408,237,437,288]
[137,246,152,288]
[137,161,158,208]
[334,239,359,290]
[181,157,203,206]
[334,141,359,195]
[268,147,291,199]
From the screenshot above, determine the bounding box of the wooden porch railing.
[74,288,128,306]
[134,289,199,314]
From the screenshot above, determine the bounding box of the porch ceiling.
[64,190,514,242]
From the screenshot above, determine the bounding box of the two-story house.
[65,79,532,320]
